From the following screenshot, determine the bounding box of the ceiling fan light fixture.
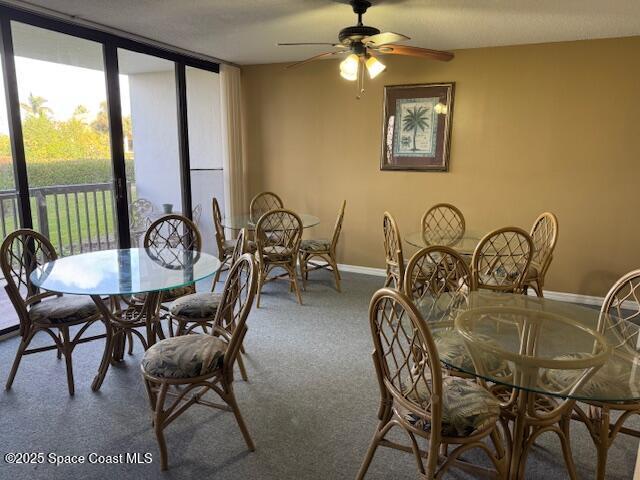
[365,56,385,79]
[339,54,359,81]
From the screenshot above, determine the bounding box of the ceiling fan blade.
[286,51,343,69]
[278,42,337,46]
[378,45,454,61]
[364,32,410,47]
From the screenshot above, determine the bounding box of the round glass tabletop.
[404,231,480,254]
[222,213,320,230]
[30,248,221,296]
[417,291,640,403]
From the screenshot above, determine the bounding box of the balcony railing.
[0,181,133,257]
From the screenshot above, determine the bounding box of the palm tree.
[402,105,429,152]
[20,93,52,118]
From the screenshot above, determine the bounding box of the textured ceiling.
[8,0,640,65]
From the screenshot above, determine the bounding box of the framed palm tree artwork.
[380,82,455,171]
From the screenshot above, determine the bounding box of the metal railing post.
[35,190,49,238]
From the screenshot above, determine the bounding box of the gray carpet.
[0,271,637,479]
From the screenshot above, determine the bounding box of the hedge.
[0,158,136,190]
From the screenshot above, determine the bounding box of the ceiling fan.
[278,0,453,95]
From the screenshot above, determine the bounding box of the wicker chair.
[382,211,404,288]
[212,197,233,287]
[404,246,472,312]
[356,288,505,479]
[255,208,303,307]
[166,229,250,381]
[142,214,202,302]
[129,198,154,247]
[298,200,346,291]
[472,227,534,294]
[141,253,258,470]
[249,191,283,224]
[523,212,558,297]
[1,229,105,395]
[421,203,465,246]
[564,269,640,480]
[191,203,203,226]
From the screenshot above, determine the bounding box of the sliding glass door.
[118,49,183,247]
[12,21,117,255]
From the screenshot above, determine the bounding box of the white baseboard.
[337,263,606,308]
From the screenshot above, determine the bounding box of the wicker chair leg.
[289,264,303,305]
[256,268,265,308]
[126,331,134,355]
[211,265,223,291]
[328,256,341,292]
[595,407,611,480]
[236,353,249,382]
[57,332,63,359]
[60,326,75,396]
[153,382,170,471]
[383,274,393,288]
[356,420,395,480]
[5,329,35,390]
[299,253,307,291]
[225,385,255,451]
[558,418,579,480]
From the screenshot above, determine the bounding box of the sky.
[0,56,131,135]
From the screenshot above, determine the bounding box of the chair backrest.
[213,253,258,377]
[129,198,154,229]
[192,203,203,225]
[0,229,58,333]
[249,191,283,223]
[598,269,640,352]
[255,209,303,257]
[404,246,472,316]
[472,227,533,293]
[383,212,404,285]
[212,197,226,255]
[369,288,443,435]
[230,228,248,265]
[421,203,465,246]
[529,212,558,275]
[144,214,202,251]
[330,200,347,253]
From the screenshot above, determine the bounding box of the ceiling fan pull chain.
[356,57,365,100]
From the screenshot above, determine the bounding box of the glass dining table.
[30,247,221,391]
[417,291,639,480]
[222,213,320,230]
[404,230,481,255]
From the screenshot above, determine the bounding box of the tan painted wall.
[242,36,640,297]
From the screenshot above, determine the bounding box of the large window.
[187,66,224,254]
[0,6,220,334]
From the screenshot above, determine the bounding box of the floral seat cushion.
[300,239,331,252]
[400,375,500,437]
[259,245,294,262]
[433,329,509,374]
[524,264,540,282]
[132,285,194,304]
[169,292,222,318]
[141,334,227,379]
[29,295,97,325]
[223,239,256,255]
[544,352,634,399]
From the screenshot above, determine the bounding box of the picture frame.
[380,82,455,172]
